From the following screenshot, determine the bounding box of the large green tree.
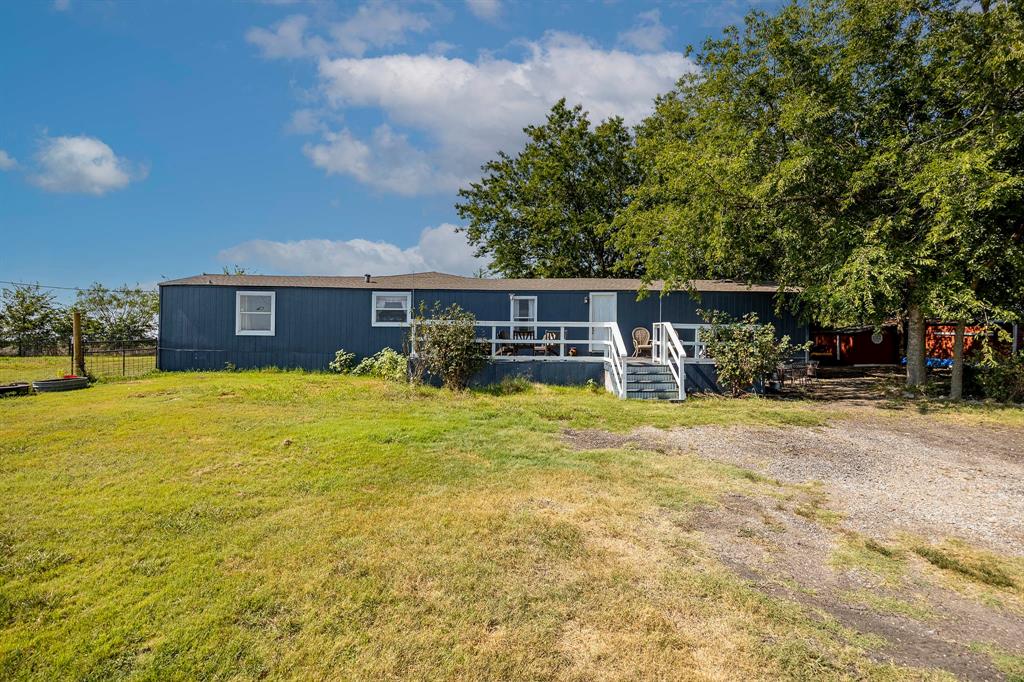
[616,0,1024,388]
[0,284,64,355]
[74,284,159,341]
[456,99,642,278]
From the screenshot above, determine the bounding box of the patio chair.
[805,361,819,382]
[533,330,561,356]
[495,330,515,356]
[632,327,652,357]
[513,329,535,355]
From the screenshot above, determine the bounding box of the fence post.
[72,311,85,376]
[122,346,126,376]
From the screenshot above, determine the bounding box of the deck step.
[626,366,676,376]
[627,371,676,378]
[623,361,679,399]
[627,382,678,392]
[627,390,679,400]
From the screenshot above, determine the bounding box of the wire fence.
[0,341,71,357]
[79,339,157,378]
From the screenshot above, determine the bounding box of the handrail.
[607,322,629,399]
[653,322,687,400]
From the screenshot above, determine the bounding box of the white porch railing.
[473,320,629,399]
[652,322,688,400]
[411,320,630,398]
[671,323,713,361]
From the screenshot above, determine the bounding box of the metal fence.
[79,339,157,378]
[0,341,70,357]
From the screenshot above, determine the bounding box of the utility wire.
[0,280,157,293]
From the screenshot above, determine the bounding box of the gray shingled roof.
[159,271,782,293]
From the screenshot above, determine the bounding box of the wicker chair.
[632,327,652,357]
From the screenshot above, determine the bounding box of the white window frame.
[235,291,276,336]
[372,291,413,327]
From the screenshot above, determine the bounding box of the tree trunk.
[906,304,927,387]
[950,320,966,400]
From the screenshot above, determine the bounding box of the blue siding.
[158,284,808,375]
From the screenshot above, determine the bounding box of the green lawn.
[0,356,70,384]
[0,370,1014,680]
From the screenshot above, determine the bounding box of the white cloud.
[306,32,693,194]
[246,15,322,59]
[303,125,464,195]
[330,1,431,56]
[30,135,144,195]
[218,223,486,276]
[0,150,16,171]
[286,108,327,134]
[53,0,70,11]
[246,2,431,59]
[617,10,671,52]
[416,223,487,274]
[466,0,501,22]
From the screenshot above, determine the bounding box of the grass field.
[0,354,157,385]
[0,367,1020,680]
[0,356,70,384]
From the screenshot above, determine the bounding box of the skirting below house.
[471,358,606,387]
[474,358,721,394]
[682,362,720,394]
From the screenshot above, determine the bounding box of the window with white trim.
[236,291,275,336]
[372,291,412,326]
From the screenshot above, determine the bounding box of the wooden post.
[72,311,85,376]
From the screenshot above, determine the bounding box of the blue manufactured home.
[158,271,808,399]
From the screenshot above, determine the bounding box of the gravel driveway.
[564,409,1024,679]
[567,409,1024,555]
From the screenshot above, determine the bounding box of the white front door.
[589,292,617,354]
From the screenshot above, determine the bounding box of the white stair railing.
[652,322,687,400]
[607,322,628,399]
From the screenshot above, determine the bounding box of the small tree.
[698,310,808,397]
[0,284,63,355]
[410,303,488,390]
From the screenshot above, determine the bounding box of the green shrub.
[351,348,408,382]
[973,352,1024,403]
[698,309,810,397]
[410,303,489,390]
[328,349,355,373]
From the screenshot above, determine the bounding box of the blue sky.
[0,0,776,298]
